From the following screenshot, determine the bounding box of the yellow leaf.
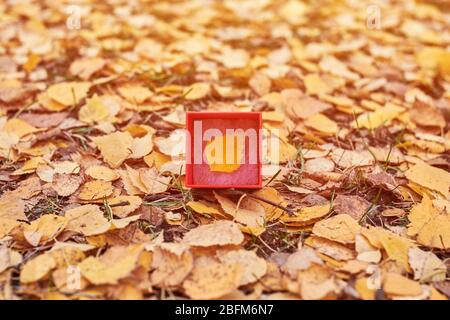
[92,131,133,168]
[79,95,110,124]
[182,220,244,247]
[183,262,242,299]
[183,82,211,100]
[144,151,171,170]
[304,113,338,135]
[214,192,266,235]
[187,200,222,216]
[52,173,82,197]
[37,92,67,111]
[47,82,91,106]
[23,214,67,246]
[78,245,144,285]
[405,162,450,198]
[129,133,153,159]
[262,111,285,122]
[205,134,244,173]
[408,196,450,250]
[355,277,376,300]
[383,273,422,297]
[85,165,119,181]
[352,104,404,130]
[109,196,142,218]
[218,249,267,286]
[3,118,39,138]
[138,167,171,194]
[70,57,105,80]
[252,187,288,221]
[281,204,330,226]
[312,214,360,244]
[151,244,193,287]
[304,74,333,95]
[20,253,56,284]
[408,247,446,282]
[65,205,110,236]
[23,54,41,73]
[78,180,114,201]
[118,85,152,103]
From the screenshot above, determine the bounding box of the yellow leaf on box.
[205,134,244,173]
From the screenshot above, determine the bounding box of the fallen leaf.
[65,205,110,236]
[182,220,244,247]
[92,131,133,168]
[47,82,91,107]
[405,162,450,198]
[218,249,267,286]
[151,244,193,287]
[79,245,144,285]
[183,262,242,299]
[85,165,119,181]
[383,273,423,297]
[312,214,360,244]
[408,247,446,282]
[78,180,114,201]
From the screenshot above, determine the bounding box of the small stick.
[107,201,130,208]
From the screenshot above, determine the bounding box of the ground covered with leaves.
[0,0,449,300]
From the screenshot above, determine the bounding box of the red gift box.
[186,112,262,188]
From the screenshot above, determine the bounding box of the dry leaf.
[79,245,144,285]
[151,244,193,287]
[312,214,360,244]
[182,220,244,247]
[85,165,119,181]
[47,82,91,107]
[383,273,423,297]
[92,131,133,168]
[65,205,110,236]
[218,249,267,286]
[183,262,242,299]
[78,180,114,201]
[408,247,446,282]
[405,162,450,198]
